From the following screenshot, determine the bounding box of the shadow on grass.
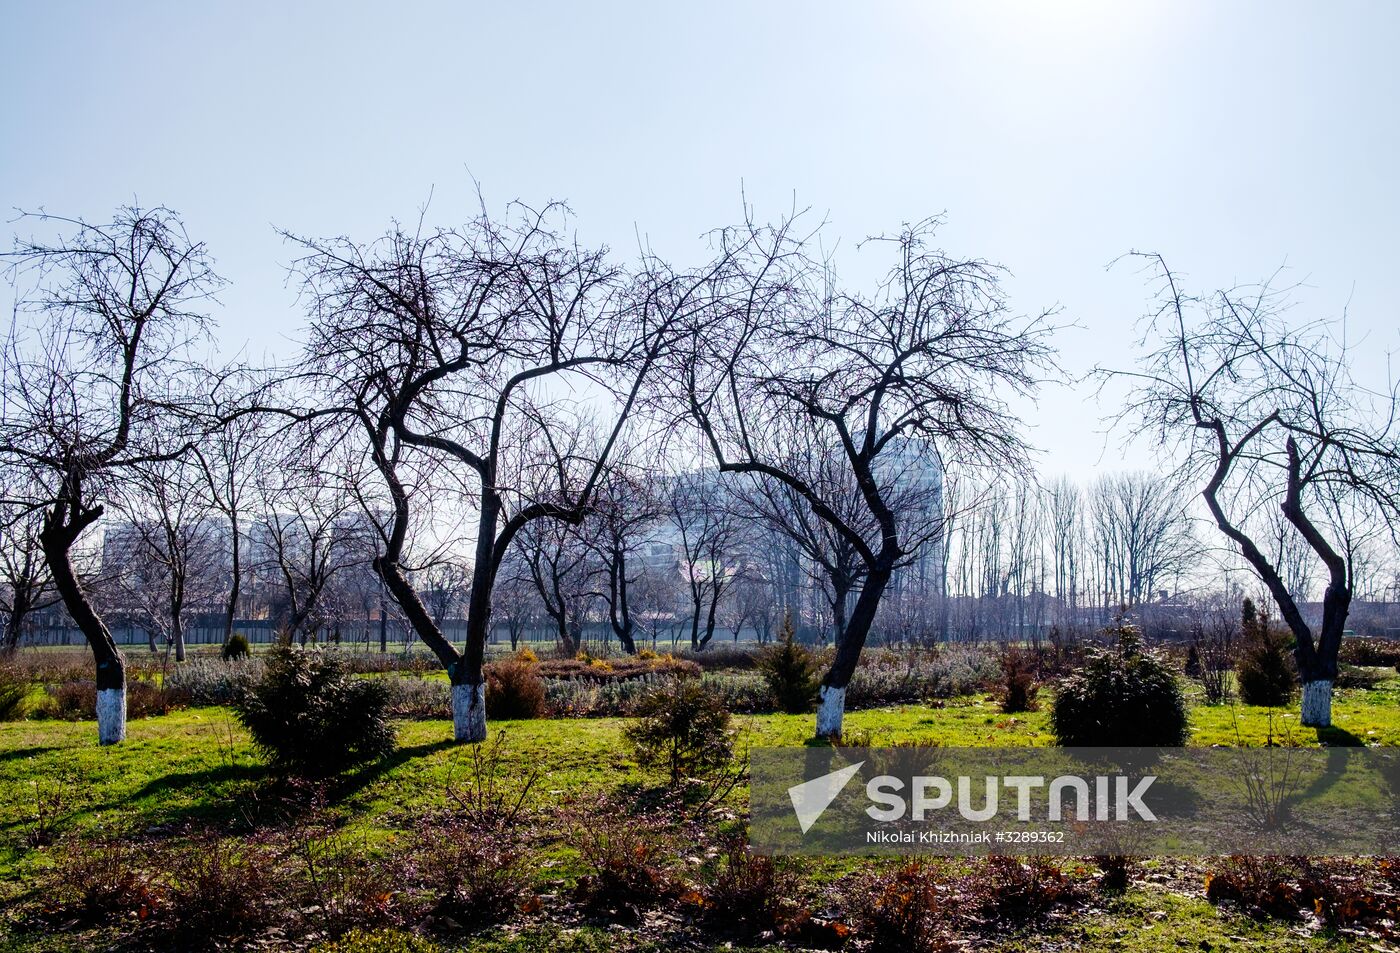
[1315,725,1366,747]
[327,738,460,801]
[0,745,60,763]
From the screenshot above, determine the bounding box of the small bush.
[1236,598,1296,707]
[1051,618,1188,747]
[702,831,800,938]
[625,678,733,785]
[162,835,285,943]
[221,633,251,661]
[234,646,396,777]
[851,861,952,953]
[996,647,1040,714]
[515,645,539,664]
[45,835,162,925]
[1092,854,1137,893]
[410,818,531,928]
[485,658,547,720]
[978,856,1085,923]
[571,801,675,919]
[756,612,820,713]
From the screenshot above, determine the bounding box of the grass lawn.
[3,678,1400,951]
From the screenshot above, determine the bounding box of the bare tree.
[287,201,706,740]
[112,456,225,661]
[1087,471,1197,609]
[581,458,663,654]
[669,468,747,651]
[678,214,1056,735]
[1114,256,1400,726]
[195,376,267,649]
[734,427,871,646]
[0,207,221,743]
[515,515,598,656]
[253,455,369,644]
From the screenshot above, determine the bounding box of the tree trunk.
[40,507,126,745]
[223,516,241,647]
[815,558,894,738]
[172,615,186,662]
[1295,583,1349,728]
[3,590,30,653]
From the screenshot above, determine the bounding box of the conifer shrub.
[1051,617,1188,747]
[756,611,820,714]
[625,678,733,785]
[221,633,251,661]
[234,646,395,776]
[1235,598,1296,707]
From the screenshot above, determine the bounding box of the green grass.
[4,679,1400,949]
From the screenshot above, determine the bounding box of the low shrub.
[1206,856,1385,928]
[1051,618,1188,747]
[571,801,675,919]
[701,831,800,939]
[161,834,287,944]
[979,856,1084,923]
[45,835,162,925]
[39,676,190,720]
[756,613,820,714]
[625,678,733,785]
[485,658,547,720]
[165,657,263,705]
[221,633,251,660]
[234,646,396,777]
[409,818,531,928]
[381,676,450,719]
[1338,637,1400,668]
[679,643,760,671]
[289,822,405,935]
[1335,664,1388,690]
[850,861,953,953]
[534,654,700,682]
[996,646,1039,714]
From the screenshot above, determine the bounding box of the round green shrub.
[220,633,251,661]
[233,646,395,776]
[1051,621,1188,747]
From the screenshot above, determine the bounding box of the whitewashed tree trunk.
[1300,679,1333,728]
[96,687,127,745]
[451,682,487,742]
[815,685,846,738]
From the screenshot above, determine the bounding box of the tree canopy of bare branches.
[1113,255,1400,726]
[676,213,1058,735]
[0,206,222,743]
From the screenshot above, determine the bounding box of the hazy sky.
[3,1,1397,482]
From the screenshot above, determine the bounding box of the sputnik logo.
[787,761,864,833]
